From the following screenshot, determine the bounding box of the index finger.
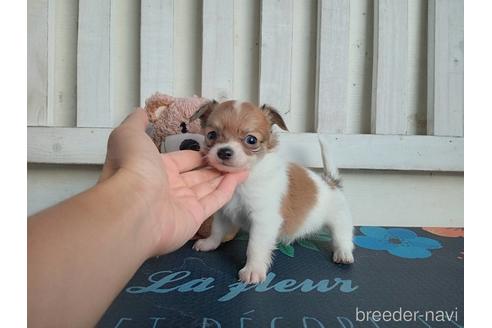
[199,171,249,217]
[162,150,207,173]
[182,167,222,187]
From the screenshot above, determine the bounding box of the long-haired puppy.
[191,100,354,284]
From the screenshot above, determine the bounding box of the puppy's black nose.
[179,139,200,151]
[217,147,234,160]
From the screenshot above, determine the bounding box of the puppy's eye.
[245,135,257,145]
[207,131,217,140]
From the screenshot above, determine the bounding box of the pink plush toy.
[144,93,208,153]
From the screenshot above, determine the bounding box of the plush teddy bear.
[144,93,207,153]
[142,92,237,241]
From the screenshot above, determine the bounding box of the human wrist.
[104,169,164,259]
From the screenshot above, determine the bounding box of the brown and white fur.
[191,100,354,284]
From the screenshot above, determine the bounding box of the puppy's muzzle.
[217,147,234,160]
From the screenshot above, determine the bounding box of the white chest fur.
[220,152,288,230]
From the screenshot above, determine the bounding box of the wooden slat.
[313,134,463,172]
[28,127,110,164]
[51,0,79,127]
[201,0,234,100]
[427,0,464,136]
[28,127,464,172]
[371,0,408,135]
[77,0,114,127]
[140,0,174,104]
[315,0,350,133]
[27,0,55,126]
[259,0,293,126]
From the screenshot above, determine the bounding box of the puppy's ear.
[261,104,288,131]
[190,100,218,127]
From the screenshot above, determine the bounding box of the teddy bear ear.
[190,100,218,126]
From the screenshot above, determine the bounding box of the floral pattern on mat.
[354,227,442,259]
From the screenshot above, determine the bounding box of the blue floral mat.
[98,227,464,328]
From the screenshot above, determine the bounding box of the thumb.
[121,107,149,130]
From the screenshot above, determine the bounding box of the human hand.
[101,108,248,255]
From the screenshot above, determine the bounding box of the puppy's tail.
[318,136,342,189]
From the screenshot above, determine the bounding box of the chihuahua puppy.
[191,100,354,284]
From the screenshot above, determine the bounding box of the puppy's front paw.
[192,238,220,252]
[238,265,267,284]
[332,248,354,264]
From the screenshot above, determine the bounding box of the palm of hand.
[154,154,218,253]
